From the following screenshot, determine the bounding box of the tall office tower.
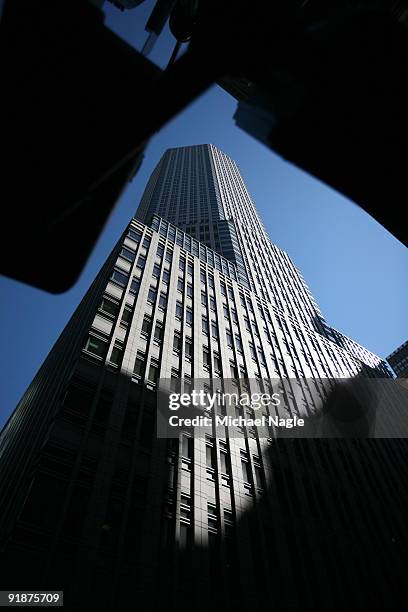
[1,145,406,611]
[136,145,331,336]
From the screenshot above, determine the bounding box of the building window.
[136,255,146,269]
[211,322,219,339]
[133,352,145,378]
[156,245,164,258]
[226,330,233,348]
[121,307,132,325]
[176,302,183,319]
[187,283,193,297]
[185,338,193,359]
[183,375,192,394]
[110,344,123,366]
[181,434,193,472]
[165,249,173,263]
[187,263,193,276]
[182,435,192,459]
[84,335,107,358]
[207,503,218,532]
[120,246,136,262]
[240,367,248,382]
[186,307,193,326]
[173,333,182,353]
[152,263,161,278]
[154,322,163,343]
[162,270,170,284]
[110,269,128,287]
[220,448,230,475]
[203,347,210,369]
[177,278,184,292]
[224,510,234,538]
[158,293,167,310]
[180,495,191,521]
[99,297,119,318]
[129,279,140,294]
[202,316,209,335]
[230,362,238,379]
[241,458,251,484]
[201,291,207,306]
[148,361,159,384]
[206,440,215,469]
[235,406,244,432]
[128,229,142,243]
[147,287,157,303]
[253,457,265,490]
[224,508,233,524]
[171,366,180,380]
[141,316,151,337]
[209,296,216,311]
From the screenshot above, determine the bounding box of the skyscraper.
[1,145,407,611]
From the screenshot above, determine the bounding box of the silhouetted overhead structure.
[1,0,407,292]
[107,0,146,10]
[1,0,159,292]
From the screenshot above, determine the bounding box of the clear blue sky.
[0,1,407,428]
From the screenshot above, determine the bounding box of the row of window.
[151,215,239,281]
[98,229,358,382]
[110,268,141,295]
[93,309,334,387]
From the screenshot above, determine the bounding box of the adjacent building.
[387,340,408,378]
[1,145,407,611]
